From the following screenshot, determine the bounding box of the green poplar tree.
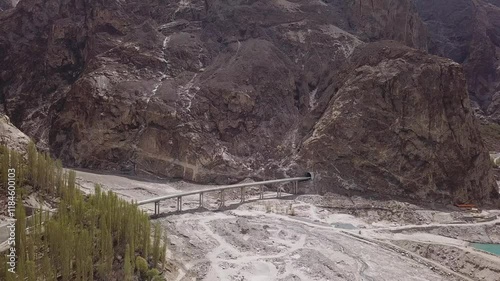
[27,142,37,181]
[0,145,9,187]
[26,260,36,281]
[15,198,27,279]
[124,244,133,281]
[160,234,168,267]
[98,217,114,279]
[142,215,150,258]
[41,255,56,281]
[152,222,162,266]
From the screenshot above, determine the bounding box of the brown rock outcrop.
[413,0,500,123]
[0,114,30,152]
[298,42,496,203]
[347,0,427,49]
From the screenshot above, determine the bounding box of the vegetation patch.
[0,143,167,280]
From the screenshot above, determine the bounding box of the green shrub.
[147,268,160,280]
[136,256,149,276]
[152,275,166,281]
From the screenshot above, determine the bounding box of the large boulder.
[298,42,497,203]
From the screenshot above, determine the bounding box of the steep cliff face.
[413,0,500,122]
[0,0,426,178]
[0,0,496,202]
[0,114,30,153]
[298,42,495,203]
[347,0,427,49]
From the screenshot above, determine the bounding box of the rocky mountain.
[413,0,500,122]
[297,42,494,202]
[0,0,497,203]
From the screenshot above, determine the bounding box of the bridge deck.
[137,176,311,214]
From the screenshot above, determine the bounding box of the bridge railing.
[137,176,311,215]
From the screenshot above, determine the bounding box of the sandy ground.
[74,171,500,281]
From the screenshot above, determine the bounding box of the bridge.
[137,174,313,215]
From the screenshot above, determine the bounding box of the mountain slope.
[413,0,500,123]
[0,0,496,203]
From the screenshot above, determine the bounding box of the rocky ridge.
[413,0,500,122]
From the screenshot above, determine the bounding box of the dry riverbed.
[75,171,500,281]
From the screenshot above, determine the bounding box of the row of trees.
[0,143,63,199]
[0,143,167,280]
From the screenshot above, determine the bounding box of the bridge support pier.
[260,186,264,199]
[177,197,182,212]
[294,181,298,194]
[240,187,244,203]
[199,192,204,208]
[220,190,225,207]
[154,201,160,215]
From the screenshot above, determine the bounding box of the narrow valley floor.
[75,170,500,281]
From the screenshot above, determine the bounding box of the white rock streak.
[309,88,318,110]
[178,74,198,111]
[174,0,191,16]
[146,35,171,104]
